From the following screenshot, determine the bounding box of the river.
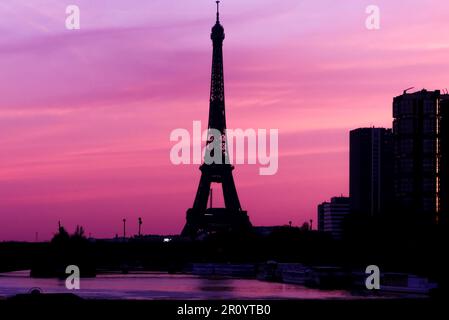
[0,270,397,300]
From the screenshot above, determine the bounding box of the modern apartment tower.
[442,98,449,224]
[392,89,449,224]
[349,128,394,217]
[317,197,350,240]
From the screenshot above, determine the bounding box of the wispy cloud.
[1,0,449,240]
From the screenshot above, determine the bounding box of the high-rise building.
[392,89,449,224]
[442,99,449,224]
[349,128,393,217]
[317,197,350,240]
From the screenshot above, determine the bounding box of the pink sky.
[1,0,449,241]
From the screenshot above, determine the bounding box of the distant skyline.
[1,0,449,241]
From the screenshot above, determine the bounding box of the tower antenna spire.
[216,1,220,22]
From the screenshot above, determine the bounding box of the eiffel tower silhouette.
[181,1,252,237]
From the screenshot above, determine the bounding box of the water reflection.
[0,270,383,300]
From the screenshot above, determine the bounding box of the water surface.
[0,270,393,300]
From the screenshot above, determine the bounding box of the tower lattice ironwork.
[181,1,252,237]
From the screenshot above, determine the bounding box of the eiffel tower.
[181,1,252,237]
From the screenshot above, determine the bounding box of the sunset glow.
[1,0,449,240]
